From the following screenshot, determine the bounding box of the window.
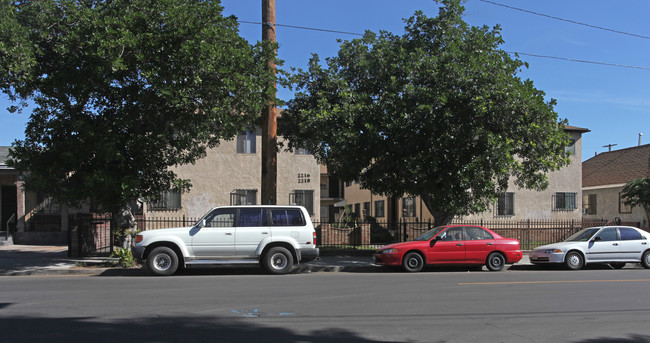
[238,208,268,227]
[565,138,576,155]
[582,194,597,215]
[466,227,494,240]
[619,228,643,241]
[402,197,416,217]
[595,228,617,241]
[236,129,256,154]
[496,193,514,216]
[270,209,305,226]
[440,227,465,241]
[553,192,577,211]
[290,190,314,215]
[202,208,235,227]
[149,190,181,210]
[363,202,370,217]
[375,200,385,218]
[230,189,257,205]
[354,203,360,218]
[619,193,632,214]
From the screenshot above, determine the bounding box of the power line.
[238,20,363,36]
[510,52,650,71]
[479,0,650,40]
[238,21,650,71]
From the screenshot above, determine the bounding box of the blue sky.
[2,0,648,161]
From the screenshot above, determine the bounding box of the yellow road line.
[459,279,650,285]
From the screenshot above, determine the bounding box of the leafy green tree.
[280,0,571,226]
[0,0,274,241]
[622,178,650,226]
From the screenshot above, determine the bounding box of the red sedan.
[374,225,522,272]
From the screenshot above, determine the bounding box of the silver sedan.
[530,226,650,270]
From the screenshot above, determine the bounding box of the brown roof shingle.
[583,144,650,187]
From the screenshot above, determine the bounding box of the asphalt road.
[2,267,650,343]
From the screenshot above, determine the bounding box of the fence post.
[526,219,531,250]
[402,219,407,242]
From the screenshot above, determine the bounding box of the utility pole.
[602,143,617,152]
[261,0,277,205]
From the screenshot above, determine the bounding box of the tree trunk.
[419,194,454,227]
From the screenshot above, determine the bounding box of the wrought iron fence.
[68,214,611,257]
[314,219,610,253]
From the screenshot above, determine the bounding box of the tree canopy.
[622,178,650,226]
[280,0,571,225]
[1,0,274,214]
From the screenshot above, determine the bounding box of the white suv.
[132,205,319,276]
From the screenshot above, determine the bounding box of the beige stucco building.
[144,129,321,220]
[342,126,589,223]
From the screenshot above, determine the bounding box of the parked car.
[373,225,522,272]
[530,226,650,270]
[132,206,319,276]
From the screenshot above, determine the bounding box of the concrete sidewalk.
[0,244,533,276]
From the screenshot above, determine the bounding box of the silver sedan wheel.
[565,251,584,270]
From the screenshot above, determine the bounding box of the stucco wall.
[583,185,648,228]
[145,135,320,220]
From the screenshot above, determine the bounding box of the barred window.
[496,193,515,216]
[149,190,181,210]
[363,202,370,217]
[553,192,577,211]
[290,190,314,215]
[230,189,257,205]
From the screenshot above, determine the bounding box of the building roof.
[564,125,590,133]
[583,144,650,187]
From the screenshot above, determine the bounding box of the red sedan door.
[426,227,466,263]
[464,226,496,263]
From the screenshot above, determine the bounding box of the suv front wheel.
[147,246,179,276]
[263,247,294,274]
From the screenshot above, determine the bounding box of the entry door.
[1,185,17,231]
[191,208,236,257]
[426,227,465,263]
[586,227,620,262]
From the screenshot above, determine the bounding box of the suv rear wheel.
[263,247,294,274]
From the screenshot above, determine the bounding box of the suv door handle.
[225,232,233,235]
[612,243,619,246]
[487,242,494,246]
[456,243,464,246]
[642,242,647,245]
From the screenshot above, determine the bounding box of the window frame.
[236,129,256,154]
[496,192,515,216]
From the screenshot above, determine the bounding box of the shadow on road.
[0,314,405,343]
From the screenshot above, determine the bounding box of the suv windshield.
[415,227,447,241]
[564,228,600,242]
